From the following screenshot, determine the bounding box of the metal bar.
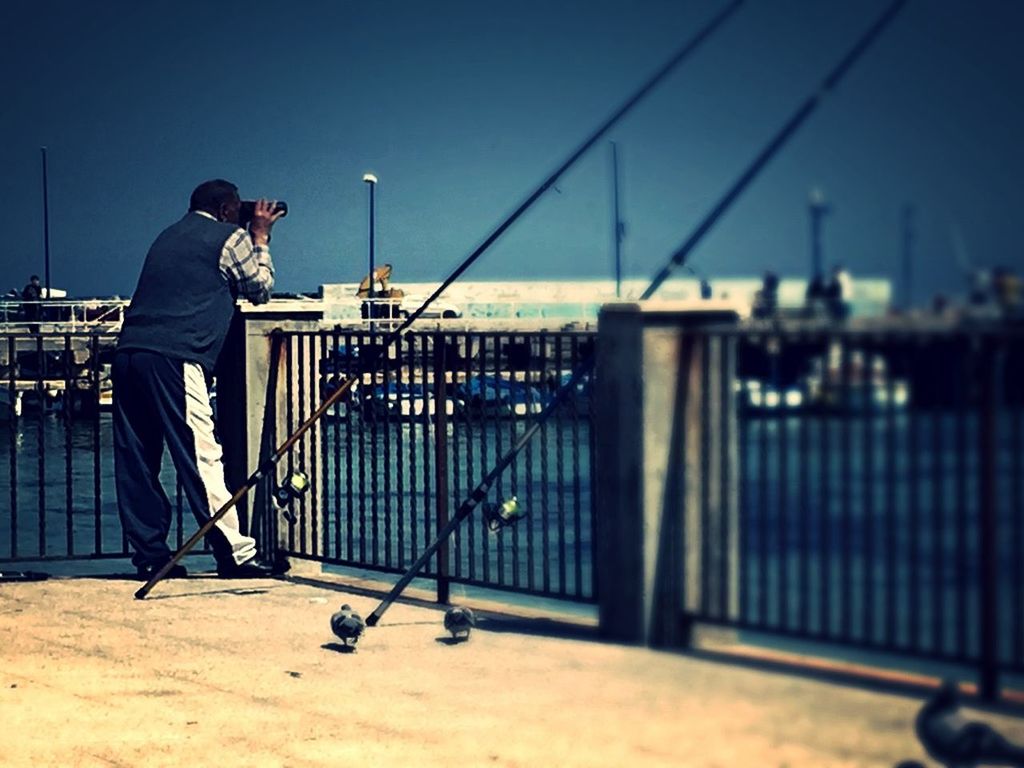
[555,335,566,594]
[286,334,296,552]
[570,335,583,599]
[701,334,713,615]
[932,379,944,655]
[433,333,451,603]
[954,343,969,658]
[332,328,341,560]
[8,336,18,559]
[382,334,393,569]
[798,332,811,633]
[978,338,1000,701]
[1014,375,1023,668]
[885,341,898,648]
[465,332,477,582]
[91,335,101,555]
[776,335,789,629]
[908,344,921,650]
[818,339,831,637]
[357,333,368,563]
[345,331,354,560]
[319,331,328,558]
[738,377,750,621]
[36,334,45,556]
[480,334,492,582]
[370,332,380,565]
[407,333,418,568]
[64,335,73,556]
[420,334,432,575]
[509,335,522,589]
[395,331,406,568]
[495,335,506,586]
[450,334,462,580]
[758,368,769,625]
[839,340,852,641]
[863,347,875,644]
[297,334,308,554]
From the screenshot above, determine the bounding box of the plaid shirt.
[196,211,275,304]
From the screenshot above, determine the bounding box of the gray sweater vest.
[118,212,241,372]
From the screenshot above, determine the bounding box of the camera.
[238,200,288,229]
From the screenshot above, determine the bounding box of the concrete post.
[217,316,325,576]
[595,302,739,647]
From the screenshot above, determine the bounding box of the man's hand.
[248,199,286,246]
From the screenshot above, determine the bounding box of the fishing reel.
[274,470,310,524]
[482,496,526,532]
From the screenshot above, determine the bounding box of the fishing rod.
[134,0,745,599]
[365,0,908,626]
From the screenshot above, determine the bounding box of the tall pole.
[41,147,51,299]
[808,187,830,282]
[901,204,915,310]
[363,173,377,325]
[610,142,623,298]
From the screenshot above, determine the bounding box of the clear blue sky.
[1,0,1021,303]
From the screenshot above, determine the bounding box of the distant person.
[993,266,1021,318]
[21,274,42,324]
[114,179,285,580]
[825,264,852,321]
[805,272,827,318]
[699,279,713,300]
[752,271,779,319]
[968,269,992,306]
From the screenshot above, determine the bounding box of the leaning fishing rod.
[365,0,908,626]
[134,0,744,600]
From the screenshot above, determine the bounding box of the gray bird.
[330,603,365,647]
[444,606,475,640]
[915,681,1024,768]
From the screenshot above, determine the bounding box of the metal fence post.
[433,333,451,604]
[978,336,1000,701]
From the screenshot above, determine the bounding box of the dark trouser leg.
[113,351,173,568]
[145,357,256,566]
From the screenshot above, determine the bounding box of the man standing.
[21,274,42,324]
[114,179,284,579]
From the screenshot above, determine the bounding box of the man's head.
[29,275,40,286]
[189,179,240,224]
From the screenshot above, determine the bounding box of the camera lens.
[238,200,288,228]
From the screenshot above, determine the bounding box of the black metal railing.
[687,325,1024,696]
[0,331,204,564]
[273,328,597,602]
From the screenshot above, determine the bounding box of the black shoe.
[216,559,275,579]
[135,561,188,581]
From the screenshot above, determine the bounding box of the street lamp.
[808,186,831,282]
[363,173,377,310]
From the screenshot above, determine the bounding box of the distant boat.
[457,375,543,418]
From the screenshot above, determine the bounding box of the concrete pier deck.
[1,573,1021,767]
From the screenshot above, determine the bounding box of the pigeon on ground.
[330,604,366,647]
[915,681,1024,768]
[444,606,476,640]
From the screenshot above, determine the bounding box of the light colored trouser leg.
[183,363,257,565]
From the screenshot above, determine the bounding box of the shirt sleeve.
[219,228,275,305]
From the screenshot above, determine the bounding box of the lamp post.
[41,147,51,301]
[363,173,377,307]
[808,186,831,282]
[902,204,915,310]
